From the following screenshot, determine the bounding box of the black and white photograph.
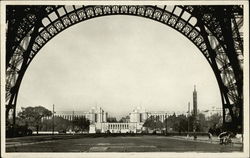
[1,1,249,158]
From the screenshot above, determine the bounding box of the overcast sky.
[17,15,222,118]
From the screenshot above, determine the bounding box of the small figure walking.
[208,132,212,143]
[194,133,197,140]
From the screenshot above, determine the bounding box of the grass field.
[6,135,243,152]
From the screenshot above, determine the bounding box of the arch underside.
[5,5,243,132]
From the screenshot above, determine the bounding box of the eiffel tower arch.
[5,5,244,133]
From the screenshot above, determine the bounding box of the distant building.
[147,112,168,122]
[43,106,108,124]
[201,106,223,118]
[129,106,148,123]
[43,106,187,133]
[129,106,185,123]
[91,106,173,133]
[90,107,143,133]
[87,106,108,123]
[90,122,139,133]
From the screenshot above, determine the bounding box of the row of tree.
[143,113,223,135]
[13,106,90,134]
[12,105,126,134]
[40,116,90,133]
[107,116,130,123]
[8,106,223,136]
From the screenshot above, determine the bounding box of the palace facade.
[44,106,186,133]
[42,106,108,124]
[90,106,183,133]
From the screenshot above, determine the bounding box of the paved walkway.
[170,135,243,147]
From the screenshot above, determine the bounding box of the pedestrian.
[193,133,197,140]
[208,132,212,143]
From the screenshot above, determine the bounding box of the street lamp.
[52,104,55,135]
[164,113,168,135]
[72,110,75,134]
[165,116,167,134]
[187,102,190,137]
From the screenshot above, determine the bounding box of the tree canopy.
[163,112,222,134]
[17,106,52,133]
[40,116,71,132]
[107,117,118,123]
[143,116,164,130]
[72,116,90,132]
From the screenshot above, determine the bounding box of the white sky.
[17,15,222,118]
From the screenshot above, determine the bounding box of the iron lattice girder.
[5,5,243,131]
[6,6,64,63]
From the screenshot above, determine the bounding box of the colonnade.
[107,123,131,130]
